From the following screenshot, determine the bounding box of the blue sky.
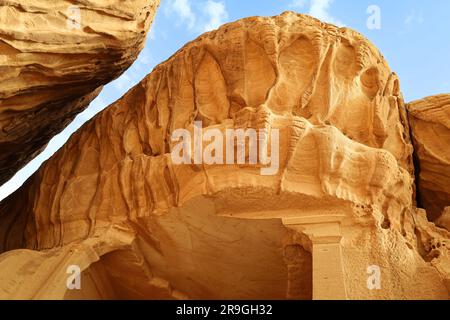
[1,0,449,200]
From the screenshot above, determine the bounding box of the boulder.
[0,0,160,185]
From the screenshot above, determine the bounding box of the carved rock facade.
[0,12,448,300]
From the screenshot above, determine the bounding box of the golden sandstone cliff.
[407,95,450,222]
[0,11,449,300]
[0,0,160,185]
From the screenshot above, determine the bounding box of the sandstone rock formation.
[0,0,160,185]
[436,207,450,232]
[0,12,448,300]
[407,94,450,221]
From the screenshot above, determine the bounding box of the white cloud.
[308,0,343,26]
[399,10,424,35]
[404,10,424,26]
[113,72,132,91]
[289,0,344,26]
[202,0,228,32]
[148,25,156,40]
[165,0,196,29]
[290,0,307,8]
[164,0,229,33]
[138,51,152,65]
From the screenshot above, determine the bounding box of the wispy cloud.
[399,10,424,35]
[404,10,424,26]
[113,72,132,91]
[165,0,229,33]
[289,0,344,26]
[309,0,343,26]
[148,24,156,40]
[202,1,229,32]
[165,0,196,29]
[290,0,307,9]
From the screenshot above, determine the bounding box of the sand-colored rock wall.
[0,11,448,300]
[0,0,160,185]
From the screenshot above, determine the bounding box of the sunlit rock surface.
[0,12,448,300]
[0,0,160,185]
[407,94,450,221]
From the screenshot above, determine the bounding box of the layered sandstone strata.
[0,0,160,185]
[0,12,448,300]
[407,94,450,221]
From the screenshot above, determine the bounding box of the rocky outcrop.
[436,207,450,232]
[0,12,448,300]
[0,0,160,185]
[407,94,450,221]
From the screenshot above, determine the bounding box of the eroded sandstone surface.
[407,94,450,221]
[0,12,448,300]
[0,0,160,185]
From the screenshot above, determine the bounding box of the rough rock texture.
[0,0,160,185]
[0,12,448,300]
[407,94,450,221]
[436,207,450,232]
